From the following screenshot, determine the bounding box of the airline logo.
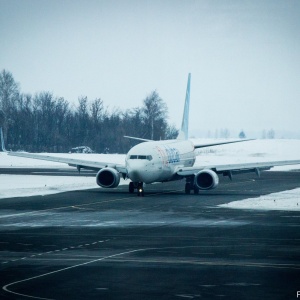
[156,146,180,165]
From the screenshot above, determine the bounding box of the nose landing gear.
[129,182,145,197]
[137,182,144,197]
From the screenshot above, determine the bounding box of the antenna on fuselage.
[177,73,191,140]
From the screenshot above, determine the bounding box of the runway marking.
[2,248,149,300]
[3,245,300,299]
[1,239,110,265]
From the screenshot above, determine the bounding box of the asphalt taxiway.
[0,171,300,300]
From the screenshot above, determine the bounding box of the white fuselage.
[126,140,196,184]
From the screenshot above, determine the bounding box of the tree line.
[0,70,178,153]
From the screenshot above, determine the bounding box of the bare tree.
[0,70,20,142]
[142,90,168,140]
[1,69,179,153]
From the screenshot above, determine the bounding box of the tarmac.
[0,169,300,300]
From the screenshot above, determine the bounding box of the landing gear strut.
[129,182,145,197]
[129,182,134,193]
[185,178,199,195]
[137,182,144,197]
[185,182,191,194]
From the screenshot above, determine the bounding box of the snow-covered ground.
[219,188,300,211]
[0,153,127,199]
[0,175,100,199]
[1,139,300,211]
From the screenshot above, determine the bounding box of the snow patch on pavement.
[219,188,300,211]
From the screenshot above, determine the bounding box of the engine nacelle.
[194,169,219,190]
[96,167,120,188]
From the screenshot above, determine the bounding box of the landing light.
[139,189,143,192]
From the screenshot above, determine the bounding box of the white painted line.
[2,248,147,300]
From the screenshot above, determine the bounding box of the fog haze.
[1,0,299,137]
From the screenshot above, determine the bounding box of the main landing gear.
[129,182,144,197]
[185,181,199,195]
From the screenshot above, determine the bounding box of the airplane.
[2,73,300,196]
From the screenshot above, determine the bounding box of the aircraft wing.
[7,152,127,174]
[193,139,254,149]
[177,160,300,177]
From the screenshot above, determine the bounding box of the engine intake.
[96,167,120,188]
[194,169,219,190]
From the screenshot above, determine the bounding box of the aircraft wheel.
[129,182,134,193]
[194,186,199,195]
[185,183,191,194]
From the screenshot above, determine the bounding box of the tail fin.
[0,127,7,152]
[177,73,191,140]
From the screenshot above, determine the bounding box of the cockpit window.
[129,155,153,161]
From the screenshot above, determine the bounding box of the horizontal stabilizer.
[124,136,153,142]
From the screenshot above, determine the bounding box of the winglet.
[0,127,7,152]
[177,73,191,140]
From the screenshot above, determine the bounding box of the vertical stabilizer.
[0,127,7,152]
[177,73,191,140]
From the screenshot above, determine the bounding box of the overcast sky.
[1,0,299,137]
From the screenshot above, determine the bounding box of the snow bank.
[219,188,300,211]
[0,175,98,199]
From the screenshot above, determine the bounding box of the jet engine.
[96,167,120,188]
[194,169,219,190]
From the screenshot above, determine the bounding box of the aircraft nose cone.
[128,170,143,182]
